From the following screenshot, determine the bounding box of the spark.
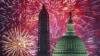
[25,16,38,26]
[24,14,38,29]
[1,26,36,56]
[62,0,76,11]
[62,7,69,11]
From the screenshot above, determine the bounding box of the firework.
[1,26,36,56]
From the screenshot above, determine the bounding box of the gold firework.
[2,26,36,56]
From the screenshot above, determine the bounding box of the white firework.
[2,26,36,56]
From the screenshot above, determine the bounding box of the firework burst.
[1,26,36,56]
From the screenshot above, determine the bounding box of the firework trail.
[1,26,36,56]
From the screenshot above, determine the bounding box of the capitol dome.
[53,16,88,56]
[53,36,88,56]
